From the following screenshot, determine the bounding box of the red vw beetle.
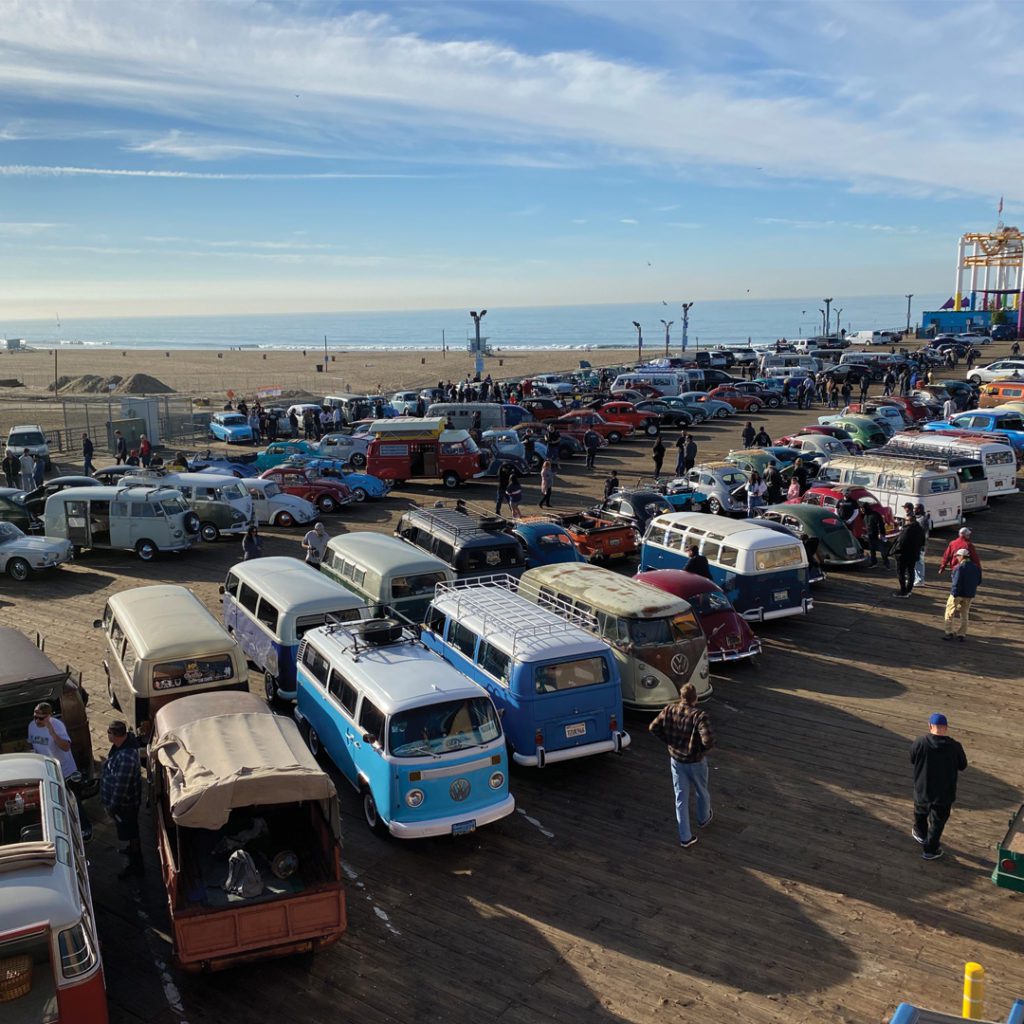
[634,569,761,663]
[259,465,352,514]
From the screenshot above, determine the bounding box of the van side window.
[703,541,721,562]
[302,645,330,686]
[238,583,260,615]
[131,502,157,517]
[110,616,124,645]
[536,586,557,610]
[434,540,454,563]
[719,546,739,568]
[256,599,280,633]
[328,669,358,716]
[666,528,686,551]
[449,621,478,659]
[646,524,668,546]
[359,699,385,746]
[224,572,240,597]
[111,501,128,516]
[425,606,447,636]
[122,640,138,677]
[479,643,510,685]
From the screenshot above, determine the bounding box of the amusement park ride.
[952,225,1024,336]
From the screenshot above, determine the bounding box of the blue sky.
[0,0,1020,318]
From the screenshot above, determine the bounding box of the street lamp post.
[631,321,643,362]
[819,309,826,336]
[469,309,487,379]
[835,308,843,338]
[681,302,694,355]
[823,297,833,338]
[905,293,914,335]
[660,319,674,358]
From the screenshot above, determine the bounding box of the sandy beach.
[0,345,640,402]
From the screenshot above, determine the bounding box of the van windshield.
[628,611,702,645]
[535,656,609,694]
[388,697,501,757]
[160,498,185,515]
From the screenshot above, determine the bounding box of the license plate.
[773,589,788,602]
[565,722,587,738]
[846,547,858,555]
[452,820,476,835]
[610,539,621,546]
[609,551,625,559]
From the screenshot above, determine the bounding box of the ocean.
[0,293,945,353]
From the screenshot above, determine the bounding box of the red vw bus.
[364,419,489,489]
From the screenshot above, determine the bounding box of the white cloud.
[620,218,638,225]
[124,130,321,161]
[0,221,62,235]
[0,165,418,180]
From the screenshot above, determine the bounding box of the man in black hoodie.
[910,712,967,861]
[890,502,925,597]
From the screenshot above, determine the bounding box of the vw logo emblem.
[450,778,471,802]
[671,653,690,676]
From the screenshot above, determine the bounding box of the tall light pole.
[631,321,643,362]
[905,293,914,335]
[819,309,826,336]
[835,308,843,338]
[469,309,487,379]
[681,302,694,355]
[823,297,833,338]
[660,319,674,358]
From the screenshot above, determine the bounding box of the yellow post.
[962,962,985,1019]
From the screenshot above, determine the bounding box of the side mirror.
[92,619,102,629]
[362,733,375,744]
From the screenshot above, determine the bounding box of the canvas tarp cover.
[152,703,336,831]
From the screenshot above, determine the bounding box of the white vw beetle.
[242,478,318,528]
[0,520,73,581]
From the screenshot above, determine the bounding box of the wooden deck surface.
[2,396,1022,1024]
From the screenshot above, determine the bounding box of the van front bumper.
[514,731,631,767]
[742,598,813,623]
[388,795,516,839]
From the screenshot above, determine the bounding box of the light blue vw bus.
[422,580,629,767]
[294,617,514,838]
[640,512,813,622]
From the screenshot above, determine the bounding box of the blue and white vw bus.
[222,557,364,703]
[640,512,813,622]
[294,617,513,838]
[422,580,629,767]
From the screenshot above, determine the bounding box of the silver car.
[0,521,73,581]
[678,392,736,420]
[676,462,750,515]
[966,359,1024,385]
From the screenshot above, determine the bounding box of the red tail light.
[1001,858,1017,873]
[534,728,543,749]
[610,714,618,732]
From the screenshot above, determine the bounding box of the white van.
[886,431,1019,497]
[757,354,819,374]
[848,330,900,347]
[610,372,683,396]
[818,455,963,527]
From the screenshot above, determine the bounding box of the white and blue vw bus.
[422,580,629,767]
[294,617,514,838]
[640,512,813,622]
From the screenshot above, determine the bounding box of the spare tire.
[184,511,201,534]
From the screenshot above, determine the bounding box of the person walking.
[910,712,967,861]
[741,421,756,448]
[882,370,896,397]
[753,426,771,448]
[674,433,688,476]
[938,526,982,574]
[242,525,262,560]
[941,396,957,421]
[649,683,714,849]
[651,437,666,479]
[683,434,697,473]
[2,447,18,487]
[745,470,767,518]
[683,543,712,579]
[583,429,600,471]
[913,502,933,586]
[302,522,328,567]
[891,502,926,597]
[505,468,523,519]
[81,433,95,476]
[28,702,91,841]
[791,457,810,496]
[862,502,890,567]
[538,460,554,508]
[139,434,152,468]
[966,347,977,370]
[495,462,513,515]
[101,721,143,879]
[114,430,128,464]
[943,548,981,641]
[763,463,784,504]
[19,449,35,491]
[859,373,870,403]
[603,471,620,501]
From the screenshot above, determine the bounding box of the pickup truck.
[551,510,640,562]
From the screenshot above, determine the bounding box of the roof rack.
[403,506,510,539]
[320,614,422,660]
[433,576,596,659]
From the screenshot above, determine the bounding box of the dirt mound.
[114,373,175,395]
[50,374,123,394]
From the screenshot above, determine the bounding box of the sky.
[0,0,1021,320]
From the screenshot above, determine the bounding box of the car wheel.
[644,423,659,437]
[264,673,279,704]
[352,487,368,503]
[350,452,367,469]
[7,557,31,582]
[529,453,543,471]
[715,408,729,419]
[442,471,460,489]
[200,522,220,543]
[317,494,337,514]
[748,402,761,413]
[607,431,622,443]
[767,396,781,408]
[708,498,723,515]
[362,788,389,837]
[968,374,981,385]
[306,725,321,758]
[274,511,295,527]
[135,539,157,561]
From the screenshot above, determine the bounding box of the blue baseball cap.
[929,713,948,727]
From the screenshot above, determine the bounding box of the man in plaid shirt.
[649,684,714,848]
[100,720,143,879]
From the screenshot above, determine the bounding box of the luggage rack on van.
[874,442,975,466]
[320,614,423,659]
[405,507,510,540]
[434,576,597,659]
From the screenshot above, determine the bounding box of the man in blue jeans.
[649,683,715,848]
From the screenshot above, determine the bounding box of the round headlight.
[700,664,709,679]
[488,771,505,790]
[405,788,424,808]
[173,530,183,538]
[641,674,659,689]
